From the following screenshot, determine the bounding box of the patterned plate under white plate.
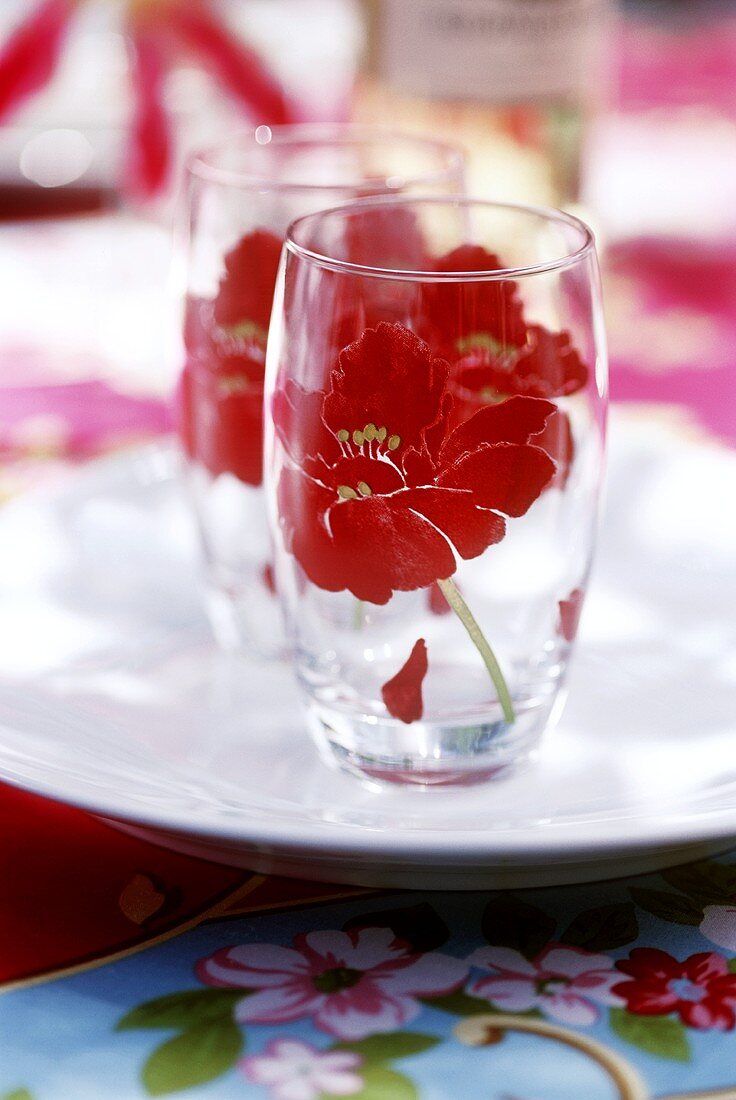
[0,415,735,889]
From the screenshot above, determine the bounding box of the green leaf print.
[629,888,704,926]
[610,1008,691,1062]
[117,988,244,1031]
[561,903,639,952]
[335,1032,439,1065]
[335,1065,418,1100]
[142,1018,244,1095]
[481,895,556,959]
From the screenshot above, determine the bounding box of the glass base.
[306,694,558,788]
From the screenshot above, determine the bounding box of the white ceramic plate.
[1,416,735,890]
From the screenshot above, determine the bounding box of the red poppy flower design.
[416,246,588,490]
[213,229,284,334]
[452,324,588,402]
[274,321,556,606]
[179,229,282,487]
[613,949,736,1031]
[450,326,587,488]
[382,639,429,724]
[422,245,528,354]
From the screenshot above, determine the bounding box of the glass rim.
[185,124,466,193]
[286,195,597,281]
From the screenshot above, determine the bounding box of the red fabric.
[165,0,298,125]
[0,783,244,986]
[0,783,370,988]
[125,23,172,199]
[0,0,74,122]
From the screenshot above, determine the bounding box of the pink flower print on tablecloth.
[197,926,467,1040]
[467,944,623,1026]
[241,1038,363,1100]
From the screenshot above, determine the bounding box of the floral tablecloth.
[4,775,736,1100]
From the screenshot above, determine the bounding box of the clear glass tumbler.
[177,126,465,657]
[265,196,607,784]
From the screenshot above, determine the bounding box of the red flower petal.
[439,442,555,517]
[508,325,589,398]
[325,455,405,496]
[382,639,428,724]
[611,980,678,1016]
[616,949,682,982]
[328,494,456,604]
[682,1000,735,1031]
[440,395,555,466]
[557,588,584,643]
[277,467,346,594]
[0,0,74,122]
[683,952,730,984]
[454,325,588,401]
[165,0,297,124]
[125,24,172,199]
[272,380,341,470]
[400,487,505,560]
[214,229,284,331]
[323,323,449,458]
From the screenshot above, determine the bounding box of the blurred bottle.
[353,0,612,208]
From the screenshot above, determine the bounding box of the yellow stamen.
[336,429,350,442]
[376,427,387,443]
[337,485,358,500]
[357,481,372,497]
[388,434,401,451]
[363,423,377,441]
[353,430,365,446]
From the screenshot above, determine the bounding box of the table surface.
[3,14,736,1098]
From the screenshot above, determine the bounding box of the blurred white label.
[376,0,609,101]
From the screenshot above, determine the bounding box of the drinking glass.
[177,126,465,656]
[265,196,607,784]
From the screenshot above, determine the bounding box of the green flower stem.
[437,577,515,725]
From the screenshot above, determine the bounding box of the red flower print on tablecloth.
[241,1039,363,1100]
[467,944,623,1027]
[274,322,556,606]
[179,229,282,487]
[613,948,736,1030]
[197,926,467,1040]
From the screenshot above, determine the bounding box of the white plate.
[1,417,735,890]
